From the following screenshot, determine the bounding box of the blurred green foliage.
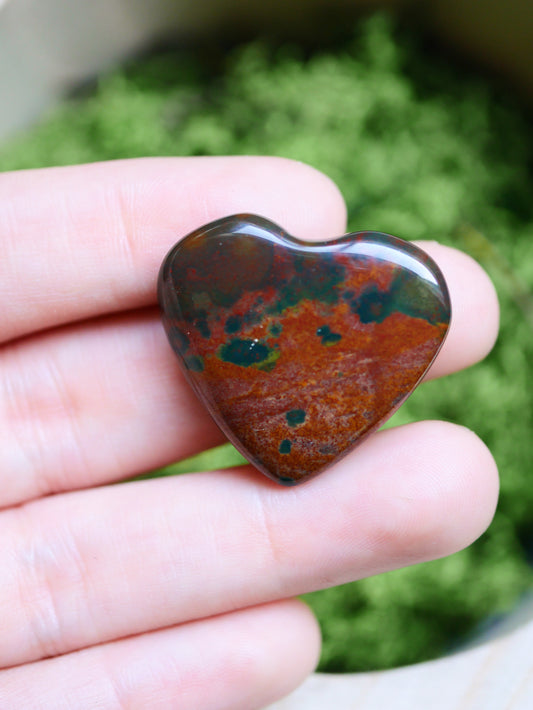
[2,13,533,672]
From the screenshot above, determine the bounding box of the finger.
[0,156,347,343]
[0,309,223,507]
[0,599,319,710]
[0,243,497,507]
[418,242,499,380]
[0,420,497,667]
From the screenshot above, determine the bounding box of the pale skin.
[0,156,499,709]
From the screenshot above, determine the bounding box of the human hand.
[0,157,499,709]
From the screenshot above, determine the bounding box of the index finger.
[0,156,347,343]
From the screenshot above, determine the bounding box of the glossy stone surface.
[158,214,451,485]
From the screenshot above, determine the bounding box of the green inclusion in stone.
[218,338,280,372]
[185,355,204,372]
[316,325,342,345]
[286,409,306,426]
[279,439,292,454]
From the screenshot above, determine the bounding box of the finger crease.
[108,186,138,289]
[253,490,287,597]
[13,504,94,661]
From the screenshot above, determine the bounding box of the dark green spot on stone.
[185,355,204,372]
[350,285,390,323]
[267,258,345,315]
[279,439,292,454]
[390,270,449,325]
[218,338,280,371]
[225,314,242,334]
[286,409,306,426]
[194,317,211,339]
[169,328,189,355]
[350,271,448,326]
[219,338,268,366]
[316,324,342,345]
[278,475,296,486]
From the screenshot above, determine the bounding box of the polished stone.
[158,214,451,485]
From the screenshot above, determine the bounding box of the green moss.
[3,13,533,672]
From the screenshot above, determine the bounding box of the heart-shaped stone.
[158,214,451,485]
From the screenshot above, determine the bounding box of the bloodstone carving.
[158,214,451,485]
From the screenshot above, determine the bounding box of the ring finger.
[0,599,320,710]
